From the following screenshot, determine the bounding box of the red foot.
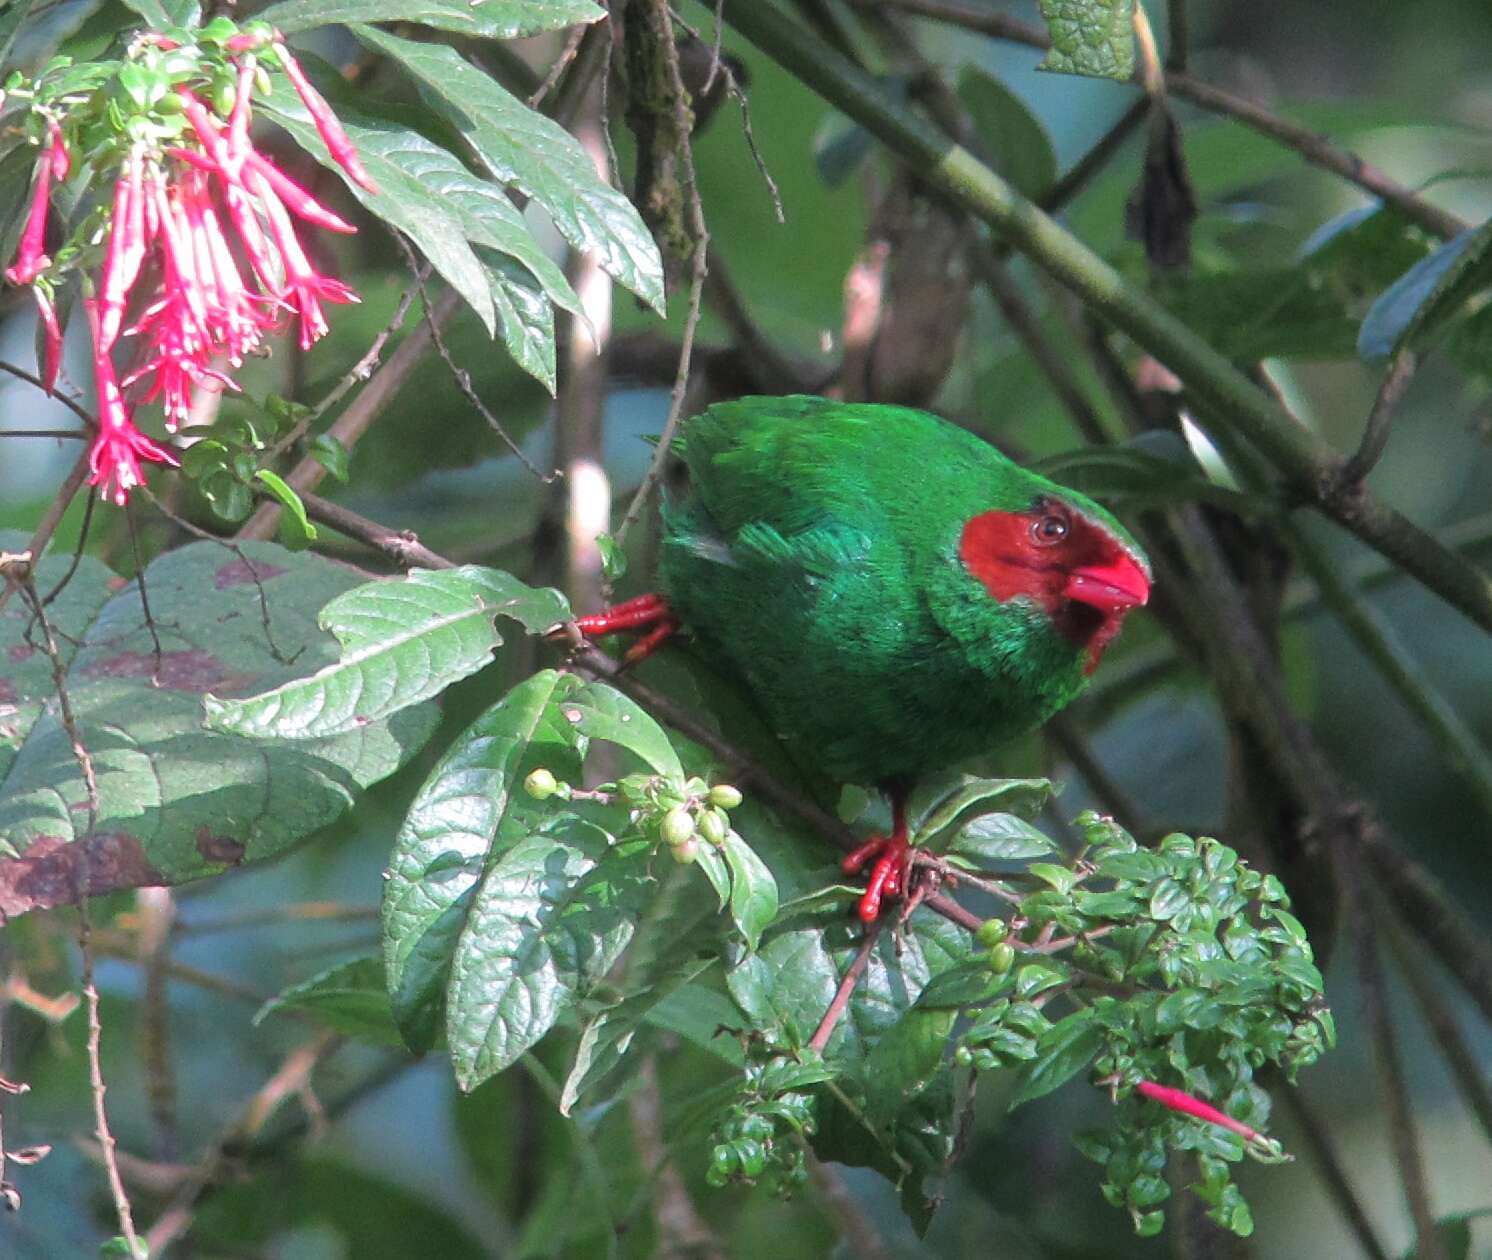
[573,592,679,664]
[841,795,912,923]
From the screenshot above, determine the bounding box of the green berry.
[660,807,696,847]
[708,783,743,810]
[669,837,700,864]
[698,808,728,846]
[988,942,1016,974]
[954,1044,974,1068]
[524,768,559,800]
[975,917,1009,947]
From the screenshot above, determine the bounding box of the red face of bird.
[958,498,1151,672]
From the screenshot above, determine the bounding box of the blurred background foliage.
[3,0,1492,1256]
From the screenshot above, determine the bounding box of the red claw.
[573,593,680,664]
[842,795,913,923]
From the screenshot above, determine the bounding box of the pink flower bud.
[34,287,61,394]
[272,43,379,195]
[4,141,57,287]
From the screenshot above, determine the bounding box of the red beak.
[1064,552,1151,612]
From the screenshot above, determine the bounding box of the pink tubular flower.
[272,41,379,194]
[88,337,179,505]
[4,128,63,286]
[1134,1081,1273,1149]
[251,166,357,349]
[33,287,61,394]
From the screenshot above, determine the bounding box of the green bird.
[576,395,1151,921]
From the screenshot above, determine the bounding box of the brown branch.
[136,887,179,1162]
[0,449,91,617]
[282,489,455,572]
[862,0,1467,240]
[237,288,464,541]
[16,577,143,1256]
[1343,852,1444,1260]
[1339,347,1418,486]
[1279,1089,1393,1260]
[809,919,884,1052]
[615,1,711,548]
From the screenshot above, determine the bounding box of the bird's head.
[958,493,1151,674]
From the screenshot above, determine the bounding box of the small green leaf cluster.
[706,1054,827,1198]
[938,813,1330,1237]
[178,397,337,543]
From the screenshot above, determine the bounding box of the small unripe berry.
[660,807,696,847]
[669,837,700,864]
[524,768,559,800]
[954,1044,974,1068]
[975,918,1009,947]
[987,942,1016,974]
[697,808,728,846]
[708,783,743,810]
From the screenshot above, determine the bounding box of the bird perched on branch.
[575,395,1150,922]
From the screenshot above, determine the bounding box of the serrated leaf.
[381,669,584,1051]
[446,822,650,1090]
[957,66,1057,201]
[203,566,569,740]
[557,679,683,778]
[351,25,665,312]
[257,89,497,336]
[253,956,403,1045]
[261,0,601,37]
[0,543,435,918]
[948,812,1058,862]
[1012,1007,1102,1104]
[722,829,778,951]
[1037,0,1134,80]
[1358,216,1492,359]
[480,247,556,392]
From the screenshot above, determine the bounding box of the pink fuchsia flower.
[4,120,68,286]
[251,165,358,349]
[87,334,179,506]
[272,41,378,195]
[33,285,62,394]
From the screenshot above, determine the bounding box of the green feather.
[657,395,1147,786]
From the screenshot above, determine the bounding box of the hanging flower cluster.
[2,20,376,504]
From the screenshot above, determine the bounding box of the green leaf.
[692,839,731,909]
[258,90,497,336]
[254,469,318,549]
[446,821,651,1090]
[912,775,1054,845]
[480,247,557,393]
[957,66,1057,201]
[1012,1007,1102,1104]
[0,543,435,918]
[949,812,1058,862]
[559,679,684,778]
[120,0,200,27]
[381,669,584,1051]
[203,566,569,740]
[722,829,779,951]
[1037,0,1134,80]
[261,0,602,38]
[351,26,665,312]
[253,956,404,1045]
[860,1006,957,1117]
[1358,216,1492,359]
[308,433,351,482]
[559,960,713,1115]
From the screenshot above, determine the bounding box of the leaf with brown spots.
[0,539,438,919]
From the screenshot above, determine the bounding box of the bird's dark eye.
[1031,515,1068,545]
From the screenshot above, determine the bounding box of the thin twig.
[1040,98,1149,215]
[1381,905,1492,1149]
[264,266,427,463]
[237,288,463,541]
[397,235,554,480]
[615,4,711,547]
[0,449,91,617]
[275,488,455,572]
[1279,1088,1393,1260]
[176,902,379,936]
[860,0,1466,240]
[0,358,97,428]
[136,887,179,1161]
[0,427,88,439]
[1343,851,1445,1260]
[528,23,589,109]
[1339,347,1418,486]
[18,578,143,1257]
[808,919,884,1052]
